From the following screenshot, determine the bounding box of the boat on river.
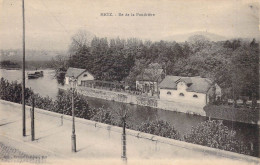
[27,71,44,79]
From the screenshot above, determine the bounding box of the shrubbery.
[138,120,180,140]
[0,78,95,119]
[53,89,95,119]
[0,78,32,103]
[27,90,97,120]
[184,120,252,155]
[90,107,115,125]
[27,94,54,111]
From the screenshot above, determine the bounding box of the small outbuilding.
[136,63,165,95]
[65,67,94,86]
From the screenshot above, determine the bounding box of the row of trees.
[172,38,259,106]
[55,31,259,103]
[0,78,255,156]
[0,60,54,70]
[0,60,20,69]
[68,37,136,81]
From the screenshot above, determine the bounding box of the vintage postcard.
[0,0,259,164]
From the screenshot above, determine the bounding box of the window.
[83,74,88,77]
[179,93,184,96]
[167,91,171,95]
[193,94,198,98]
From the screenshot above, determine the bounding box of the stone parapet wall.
[76,86,206,116]
[77,86,137,103]
[157,99,206,116]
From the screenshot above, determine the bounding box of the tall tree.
[68,30,94,55]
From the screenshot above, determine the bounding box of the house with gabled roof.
[136,63,165,95]
[158,76,221,106]
[65,67,94,86]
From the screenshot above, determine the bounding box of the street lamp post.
[121,113,127,162]
[70,76,77,152]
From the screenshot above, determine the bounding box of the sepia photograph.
[0,0,259,164]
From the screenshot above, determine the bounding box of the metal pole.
[121,118,127,162]
[71,80,76,152]
[61,114,63,126]
[31,97,35,141]
[61,96,63,126]
[22,0,26,137]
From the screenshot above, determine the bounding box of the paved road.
[0,100,258,164]
[0,137,47,163]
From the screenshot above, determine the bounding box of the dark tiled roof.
[159,76,213,94]
[65,67,86,78]
[158,76,180,89]
[178,77,192,84]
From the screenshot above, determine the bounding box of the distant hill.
[163,31,227,42]
[0,49,67,62]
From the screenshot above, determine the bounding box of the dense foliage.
[27,89,97,120]
[51,55,68,85]
[54,89,94,119]
[0,78,32,103]
[138,120,180,140]
[68,38,135,82]
[90,107,115,125]
[90,104,133,128]
[66,33,259,102]
[0,78,94,119]
[184,120,252,155]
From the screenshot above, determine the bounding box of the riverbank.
[0,100,258,164]
[64,86,260,125]
[204,105,259,125]
[73,86,206,116]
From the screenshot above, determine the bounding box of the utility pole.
[70,76,77,152]
[31,97,35,141]
[22,0,26,137]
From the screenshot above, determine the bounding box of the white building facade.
[65,67,94,86]
[159,76,221,107]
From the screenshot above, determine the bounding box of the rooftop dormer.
[177,81,188,91]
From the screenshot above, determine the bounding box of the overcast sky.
[0,0,259,51]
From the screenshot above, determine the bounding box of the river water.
[0,69,258,156]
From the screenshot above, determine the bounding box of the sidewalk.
[0,100,258,164]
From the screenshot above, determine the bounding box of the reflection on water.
[86,96,259,156]
[86,96,206,135]
[0,69,259,156]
